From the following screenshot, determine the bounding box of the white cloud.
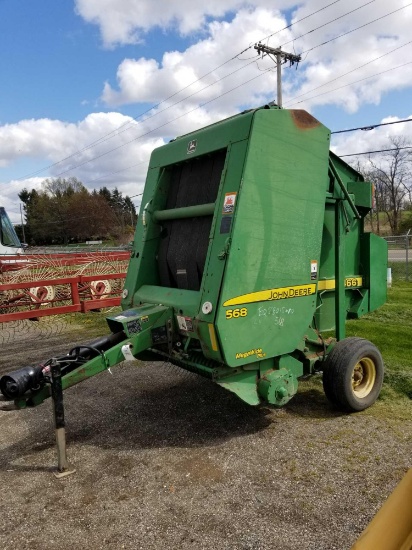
[0,113,164,222]
[74,0,287,46]
[281,0,412,111]
[101,7,290,107]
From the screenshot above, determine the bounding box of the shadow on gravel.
[0,365,274,470]
[0,365,350,472]
[285,387,346,420]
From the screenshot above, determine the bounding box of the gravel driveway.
[0,317,411,550]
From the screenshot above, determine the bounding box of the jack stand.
[50,358,76,478]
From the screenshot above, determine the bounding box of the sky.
[0,0,411,224]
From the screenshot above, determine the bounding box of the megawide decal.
[236,348,266,360]
[224,284,316,307]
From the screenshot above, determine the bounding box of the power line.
[287,60,412,107]
[16,59,261,182]
[16,57,246,181]
[332,117,412,134]
[12,2,410,188]
[340,146,412,157]
[257,0,343,44]
[280,0,375,50]
[39,62,412,189]
[56,8,411,179]
[79,113,412,187]
[44,69,272,180]
[18,3,410,192]
[87,57,412,185]
[87,56,260,142]
[285,38,412,106]
[74,1,363,155]
[86,160,149,185]
[55,70,412,190]
[299,2,412,56]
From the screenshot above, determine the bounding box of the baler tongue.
[0,303,174,475]
[0,304,174,405]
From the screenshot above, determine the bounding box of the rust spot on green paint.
[290,110,320,130]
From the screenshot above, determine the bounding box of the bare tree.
[365,137,412,234]
[42,176,84,197]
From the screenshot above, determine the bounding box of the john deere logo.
[187,140,197,154]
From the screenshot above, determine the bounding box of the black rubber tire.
[322,337,384,412]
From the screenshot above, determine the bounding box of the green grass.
[65,306,122,335]
[364,210,412,235]
[346,282,412,409]
[388,261,411,283]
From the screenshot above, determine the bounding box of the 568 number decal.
[226,307,248,319]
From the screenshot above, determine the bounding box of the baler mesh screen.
[158,149,226,291]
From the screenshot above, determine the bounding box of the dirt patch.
[0,317,411,549]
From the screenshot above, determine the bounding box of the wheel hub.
[351,357,376,398]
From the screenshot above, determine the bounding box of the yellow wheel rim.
[351,357,376,398]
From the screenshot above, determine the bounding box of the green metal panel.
[215,109,331,366]
[122,110,258,312]
[149,108,258,167]
[197,140,249,324]
[315,156,386,333]
[133,285,199,314]
[361,233,388,312]
[217,370,260,406]
[347,180,373,210]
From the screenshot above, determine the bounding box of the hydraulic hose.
[0,331,125,400]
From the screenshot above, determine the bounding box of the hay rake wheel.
[0,251,128,338]
[75,255,128,311]
[0,256,72,315]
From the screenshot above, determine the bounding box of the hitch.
[0,304,174,474]
[0,330,127,402]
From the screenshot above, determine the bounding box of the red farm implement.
[0,251,130,322]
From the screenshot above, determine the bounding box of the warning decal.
[223,192,237,214]
[311,260,318,280]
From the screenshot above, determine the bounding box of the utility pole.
[254,43,301,108]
